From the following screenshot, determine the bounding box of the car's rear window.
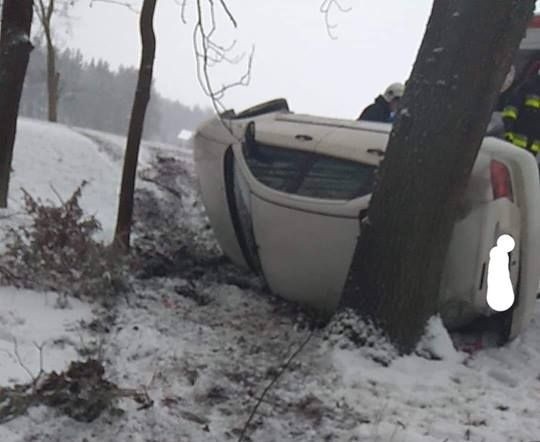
[242,142,376,200]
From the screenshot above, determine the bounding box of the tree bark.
[35,0,59,122]
[341,0,535,353]
[0,0,33,208]
[45,31,58,122]
[113,0,157,251]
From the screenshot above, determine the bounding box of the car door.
[230,128,378,313]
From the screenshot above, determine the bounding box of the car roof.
[250,111,391,166]
[275,113,392,135]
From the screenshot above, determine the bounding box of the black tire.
[235,98,289,119]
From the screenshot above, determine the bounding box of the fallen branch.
[237,329,314,442]
[0,211,22,220]
[0,264,18,282]
[0,359,152,424]
[12,337,38,385]
[138,175,184,200]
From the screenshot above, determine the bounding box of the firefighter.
[357,82,405,123]
[502,66,540,156]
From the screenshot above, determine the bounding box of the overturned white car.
[193,99,540,340]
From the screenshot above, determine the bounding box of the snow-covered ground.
[75,126,194,168]
[4,118,121,242]
[0,288,94,386]
[1,118,540,442]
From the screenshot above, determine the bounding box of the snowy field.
[1,118,540,442]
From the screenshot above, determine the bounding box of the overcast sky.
[64,1,492,119]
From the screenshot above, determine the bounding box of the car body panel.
[485,139,540,339]
[250,195,359,312]
[439,198,521,327]
[252,118,334,153]
[193,131,249,269]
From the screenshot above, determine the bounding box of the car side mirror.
[244,121,256,156]
[243,121,272,163]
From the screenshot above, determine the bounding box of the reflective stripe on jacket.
[502,77,540,142]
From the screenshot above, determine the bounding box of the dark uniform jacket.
[357,95,391,123]
[502,76,540,155]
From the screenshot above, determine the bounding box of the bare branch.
[0,211,23,220]
[189,0,253,140]
[34,0,48,27]
[46,0,55,23]
[89,0,139,13]
[33,341,46,384]
[237,330,314,442]
[49,183,65,205]
[180,0,187,24]
[319,0,352,40]
[12,337,37,383]
[0,263,18,281]
[218,0,236,27]
[139,175,184,200]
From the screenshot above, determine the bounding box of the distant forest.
[20,43,212,144]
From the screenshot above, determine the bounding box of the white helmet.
[383,82,405,102]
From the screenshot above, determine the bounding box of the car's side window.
[243,142,315,193]
[297,156,376,200]
[242,141,376,200]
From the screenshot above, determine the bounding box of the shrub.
[0,182,128,299]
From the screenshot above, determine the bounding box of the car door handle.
[359,209,368,220]
[367,148,385,157]
[295,134,313,141]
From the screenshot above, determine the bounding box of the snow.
[4,118,121,242]
[330,313,540,441]
[1,118,540,441]
[75,126,194,168]
[399,107,410,117]
[416,316,462,362]
[0,287,94,386]
[10,33,31,46]
[177,129,194,141]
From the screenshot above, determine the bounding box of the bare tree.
[0,0,33,208]
[113,0,157,251]
[112,0,251,251]
[33,0,75,122]
[341,0,535,353]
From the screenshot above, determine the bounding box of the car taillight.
[490,160,513,202]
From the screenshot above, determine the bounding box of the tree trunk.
[0,0,33,208]
[45,32,58,122]
[113,0,157,251]
[341,0,535,353]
